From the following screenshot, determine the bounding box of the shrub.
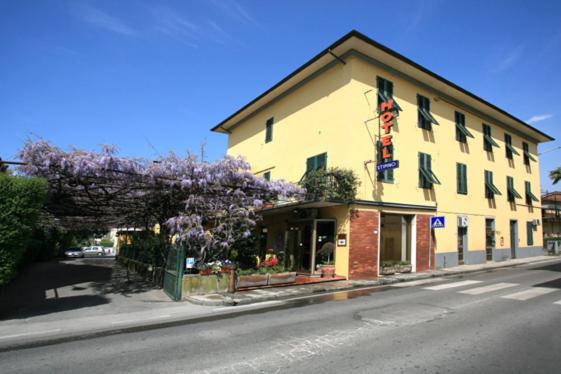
[0,175,47,286]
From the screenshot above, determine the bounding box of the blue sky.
[1,0,560,191]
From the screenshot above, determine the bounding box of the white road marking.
[0,329,62,340]
[459,282,518,295]
[554,300,561,306]
[110,314,171,325]
[424,280,482,291]
[392,277,445,287]
[501,287,557,301]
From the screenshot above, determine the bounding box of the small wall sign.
[186,257,195,269]
[337,234,347,247]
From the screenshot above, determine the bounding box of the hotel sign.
[377,98,399,172]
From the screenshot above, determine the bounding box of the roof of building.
[211,30,554,143]
[543,191,561,203]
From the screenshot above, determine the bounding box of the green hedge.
[0,174,47,286]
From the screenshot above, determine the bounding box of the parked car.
[83,246,105,257]
[64,247,84,258]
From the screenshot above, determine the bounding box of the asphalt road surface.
[2,259,561,374]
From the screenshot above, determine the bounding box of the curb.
[186,256,561,307]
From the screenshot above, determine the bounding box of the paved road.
[2,259,561,373]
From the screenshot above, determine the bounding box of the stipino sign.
[377,97,399,171]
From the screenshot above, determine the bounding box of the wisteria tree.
[18,140,304,264]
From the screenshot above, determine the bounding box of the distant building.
[211,30,554,278]
[542,192,561,238]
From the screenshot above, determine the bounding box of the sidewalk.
[1,255,558,352]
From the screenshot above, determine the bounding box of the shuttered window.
[506,176,522,202]
[505,133,519,159]
[456,163,467,194]
[419,152,440,189]
[265,117,274,143]
[483,124,499,152]
[527,221,534,246]
[523,142,535,165]
[525,181,539,205]
[306,153,327,173]
[263,171,271,181]
[376,76,402,112]
[417,94,439,130]
[485,170,501,198]
[455,112,474,143]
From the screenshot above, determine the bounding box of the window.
[306,153,327,173]
[376,76,402,112]
[456,163,467,194]
[506,176,522,202]
[484,170,501,199]
[418,152,440,189]
[263,171,271,181]
[525,181,539,205]
[376,141,394,182]
[265,117,274,143]
[527,221,534,246]
[417,94,439,130]
[504,133,519,159]
[523,142,535,165]
[483,124,499,152]
[455,112,474,143]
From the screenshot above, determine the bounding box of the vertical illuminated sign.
[377,98,399,172]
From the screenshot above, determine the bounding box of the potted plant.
[395,260,412,273]
[316,242,336,278]
[380,261,396,275]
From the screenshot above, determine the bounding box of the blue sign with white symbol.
[376,160,399,172]
[430,216,445,229]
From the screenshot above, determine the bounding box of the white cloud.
[78,5,136,36]
[492,44,525,73]
[527,114,554,124]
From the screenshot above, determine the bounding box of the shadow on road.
[0,259,161,320]
[529,260,561,289]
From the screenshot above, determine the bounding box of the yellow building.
[211,30,554,279]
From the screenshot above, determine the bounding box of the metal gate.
[163,246,185,301]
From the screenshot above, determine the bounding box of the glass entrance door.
[457,226,467,265]
[485,219,495,261]
[314,220,336,272]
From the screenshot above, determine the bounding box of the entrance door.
[485,219,495,261]
[314,220,336,272]
[457,226,467,265]
[510,220,518,259]
[286,222,313,273]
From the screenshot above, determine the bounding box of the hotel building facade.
[211,31,554,279]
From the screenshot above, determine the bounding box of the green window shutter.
[265,117,274,143]
[317,153,327,171]
[507,176,522,202]
[455,112,473,143]
[417,95,438,129]
[377,141,394,183]
[263,171,271,181]
[306,157,314,173]
[485,170,502,198]
[419,152,439,188]
[525,181,539,205]
[377,76,402,112]
[523,142,535,165]
[457,163,467,194]
[527,221,534,246]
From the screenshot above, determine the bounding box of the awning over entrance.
[260,200,345,216]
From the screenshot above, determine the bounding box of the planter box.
[380,266,396,275]
[182,274,229,297]
[237,274,269,288]
[396,265,412,273]
[268,272,296,285]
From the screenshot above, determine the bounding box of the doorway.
[380,213,413,265]
[286,219,336,274]
[457,226,467,265]
[485,219,495,261]
[286,222,312,273]
[314,220,336,272]
[510,220,518,259]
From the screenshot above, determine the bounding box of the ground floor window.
[380,213,413,266]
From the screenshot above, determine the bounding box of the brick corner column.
[416,214,433,272]
[349,210,379,279]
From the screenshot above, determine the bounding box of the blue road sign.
[376,160,399,172]
[430,216,445,229]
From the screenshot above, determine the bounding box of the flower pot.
[380,266,396,275]
[268,272,296,285]
[320,265,336,278]
[237,274,269,288]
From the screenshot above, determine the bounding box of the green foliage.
[236,264,285,275]
[99,238,114,247]
[0,175,47,286]
[299,167,359,201]
[550,167,561,185]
